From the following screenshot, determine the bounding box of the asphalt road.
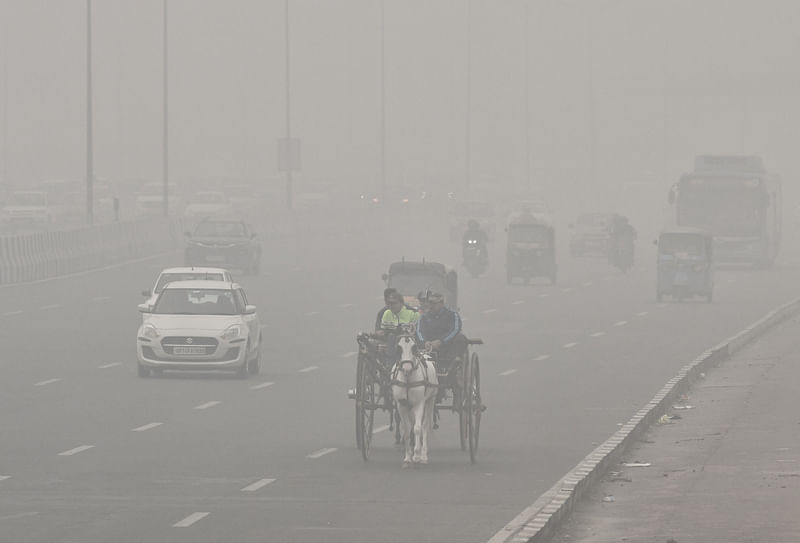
[1,209,799,543]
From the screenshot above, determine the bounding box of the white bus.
[668,155,782,266]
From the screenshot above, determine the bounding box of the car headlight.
[221,325,242,341]
[142,324,159,340]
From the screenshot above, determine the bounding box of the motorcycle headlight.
[142,324,159,340]
[221,325,242,341]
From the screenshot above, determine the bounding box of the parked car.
[184,219,262,274]
[136,280,261,378]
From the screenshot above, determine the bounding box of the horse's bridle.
[392,335,437,391]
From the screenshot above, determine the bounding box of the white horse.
[391,329,438,467]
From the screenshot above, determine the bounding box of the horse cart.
[350,325,484,464]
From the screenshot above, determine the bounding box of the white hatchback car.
[137,280,261,378]
[141,267,234,310]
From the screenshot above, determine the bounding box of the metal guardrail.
[0,218,184,285]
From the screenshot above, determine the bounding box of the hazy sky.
[2,0,800,216]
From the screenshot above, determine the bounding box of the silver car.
[137,280,261,378]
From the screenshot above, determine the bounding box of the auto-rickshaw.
[382,259,458,310]
[505,215,556,285]
[655,227,714,302]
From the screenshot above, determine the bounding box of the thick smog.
[1,2,799,542]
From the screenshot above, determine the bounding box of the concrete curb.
[489,295,800,543]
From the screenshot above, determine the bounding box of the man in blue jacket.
[416,292,467,373]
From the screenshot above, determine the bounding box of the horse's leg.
[419,393,436,464]
[395,401,413,466]
[411,389,425,463]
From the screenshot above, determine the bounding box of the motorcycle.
[463,239,488,278]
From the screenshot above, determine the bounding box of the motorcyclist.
[462,219,489,263]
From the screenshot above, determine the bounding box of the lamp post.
[163,0,169,216]
[284,0,293,210]
[524,0,530,194]
[86,0,94,225]
[379,0,385,201]
[465,0,472,195]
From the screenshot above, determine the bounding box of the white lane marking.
[131,422,163,432]
[58,445,95,456]
[194,401,221,410]
[34,378,61,387]
[250,381,275,390]
[40,304,61,311]
[338,351,357,358]
[534,355,551,361]
[563,342,578,349]
[656,304,667,308]
[2,310,23,316]
[340,303,355,308]
[511,300,524,305]
[603,276,615,281]
[374,424,390,434]
[538,293,549,298]
[499,369,518,376]
[561,288,573,293]
[590,332,606,337]
[98,362,121,369]
[173,512,209,528]
[0,476,10,482]
[614,320,628,326]
[304,311,320,317]
[298,366,319,373]
[637,311,649,317]
[306,448,337,459]
[483,308,497,314]
[91,296,111,302]
[241,478,276,492]
[582,282,593,287]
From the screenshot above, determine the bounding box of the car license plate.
[173,346,207,355]
[205,255,226,262]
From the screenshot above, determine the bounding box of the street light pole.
[284,0,293,210]
[86,0,94,225]
[163,0,169,217]
[524,0,530,194]
[465,0,472,196]
[380,0,385,201]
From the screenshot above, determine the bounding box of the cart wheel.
[355,354,365,449]
[356,356,377,460]
[467,352,482,463]
[457,356,468,451]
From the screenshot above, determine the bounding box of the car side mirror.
[381,273,388,281]
[653,239,658,246]
[137,303,152,313]
[244,304,257,315]
[141,289,151,297]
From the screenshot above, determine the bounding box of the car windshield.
[190,193,226,204]
[13,192,46,206]
[659,234,707,257]
[154,273,225,293]
[508,224,550,244]
[193,222,245,237]
[153,289,239,315]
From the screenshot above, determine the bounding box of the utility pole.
[380,0,386,201]
[465,0,472,196]
[284,0,293,209]
[524,0,530,193]
[163,0,169,216]
[86,0,94,225]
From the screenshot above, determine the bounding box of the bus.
[668,155,781,266]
